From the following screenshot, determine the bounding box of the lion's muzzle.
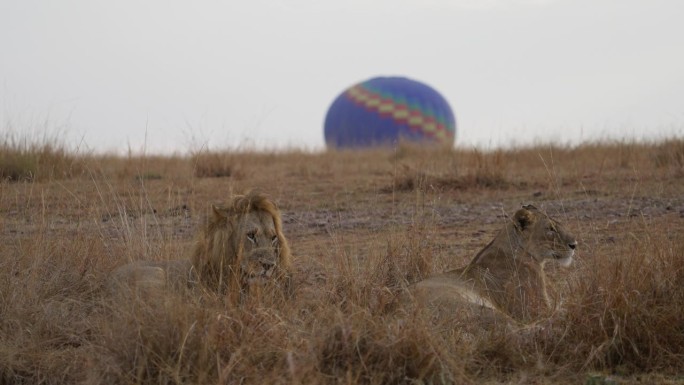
[243,248,279,283]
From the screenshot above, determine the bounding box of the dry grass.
[1,138,684,384]
[0,131,85,182]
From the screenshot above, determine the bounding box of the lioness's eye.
[271,235,278,245]
[247,231,257,243]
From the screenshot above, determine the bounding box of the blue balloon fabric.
[324,77,456,148]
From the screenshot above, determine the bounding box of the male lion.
[108,192,292,303]
[409,205,577,325]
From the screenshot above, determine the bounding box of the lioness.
[108,192,292,302]
[409,205,577,325]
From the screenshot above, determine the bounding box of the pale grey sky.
[1,0,683,153]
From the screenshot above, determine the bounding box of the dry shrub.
[85,154,190,181]
[465,331,530,378]
[389,141,456,163]
[316,312,462,384]
[383,146,511,193]
[467,148,508,187]
[383,150,509,193]
[0,136,83,182]
[0,232,102,384]
[290,221,465,383]
[91,295,292,384]
[191,152,240,178]
[614,141,641,169]
[323,224,436,315]
[310,225,468,384]
[653,138,684,171]
[552,229,684,374]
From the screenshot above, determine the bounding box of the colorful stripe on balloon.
[345,84,455,143]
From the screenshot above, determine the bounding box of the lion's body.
[410,205,577,324]
[108,192,292,302]
[108,260,196,292]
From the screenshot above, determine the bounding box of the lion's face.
[235,210,282,284]
[199,193,292,298]
[514,205,577,267]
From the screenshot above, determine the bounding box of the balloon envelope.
[324,77,456,148]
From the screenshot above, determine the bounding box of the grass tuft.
[0,134,83,182]
[191,151,241,179]
[384,152,509,193]
[653,138,684,172]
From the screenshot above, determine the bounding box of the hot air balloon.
[324,77,456,148]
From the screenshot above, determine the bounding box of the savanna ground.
[1,135,684,384]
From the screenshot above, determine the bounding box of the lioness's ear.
[514,207,535,230]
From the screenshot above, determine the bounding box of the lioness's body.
[410,205,577,324]
[108,192,292,302]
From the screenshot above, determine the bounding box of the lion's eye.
[271,235,278,246]
[247,231,257,243]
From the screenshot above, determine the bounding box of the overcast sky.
[1,0,683,154]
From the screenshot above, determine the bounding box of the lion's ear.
[514,207,535,230]
[212,205,229,220]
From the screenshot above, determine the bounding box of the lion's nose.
[569,241,577,250]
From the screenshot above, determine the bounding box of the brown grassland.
[1,136,684,384]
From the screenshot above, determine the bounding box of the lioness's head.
[513,205,577,267]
